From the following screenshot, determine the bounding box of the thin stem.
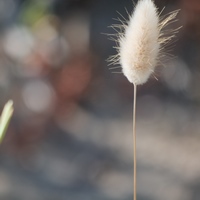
[133,83,137,200]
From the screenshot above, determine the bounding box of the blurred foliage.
[19,0,49,26]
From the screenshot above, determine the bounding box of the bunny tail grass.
[108,1,179,200]
[109,0,179,85]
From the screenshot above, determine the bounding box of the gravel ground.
[0,96,200,200]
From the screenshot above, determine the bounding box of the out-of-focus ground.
[0,0,199,199]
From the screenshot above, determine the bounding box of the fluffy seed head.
[109,0,179,85]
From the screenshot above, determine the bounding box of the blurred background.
[0,0,199,199]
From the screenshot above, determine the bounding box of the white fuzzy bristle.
[110,0,179,85]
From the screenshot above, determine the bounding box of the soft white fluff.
[120,0,160,85]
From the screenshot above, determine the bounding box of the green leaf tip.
[0,100,14,143]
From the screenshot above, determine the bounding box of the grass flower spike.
[120,0,159,85]
[109,0,179,85]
